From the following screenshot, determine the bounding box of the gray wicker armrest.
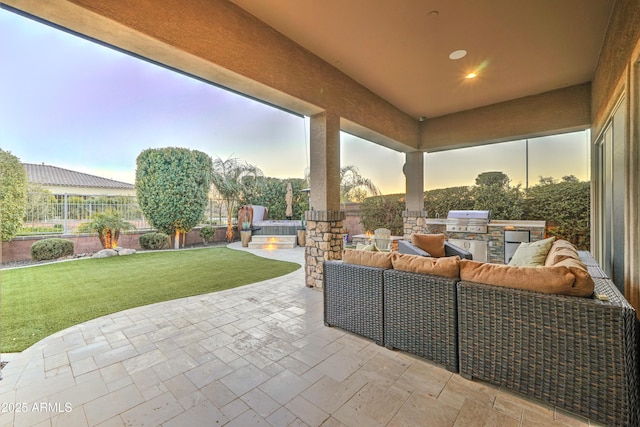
[384,269,459,372]
[323,261,385,345]
[457,277,638,426]
[397,239,430,256]
[444,241,473,259]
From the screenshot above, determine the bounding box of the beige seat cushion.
[411,233,446,258]
[342,249,394,269]
[460,259,581,296]
[508,236,556,266]
[392,254,460,278]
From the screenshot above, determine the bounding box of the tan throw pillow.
[553,258,595,297]
[460,259,579,296]
[545,240,579,266]
[342,249,394,269]
[392,254,460,278]
[545,247,580,266]
[551,239,576,250]
[411,233,446,258]
[508,236,556,266]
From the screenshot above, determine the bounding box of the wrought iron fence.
[20,193,232,236]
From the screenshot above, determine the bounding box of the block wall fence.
[1,226,232,264]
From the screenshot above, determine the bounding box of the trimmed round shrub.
[30,238,75,261]
[139,232,170,250]
[199,226,217,244]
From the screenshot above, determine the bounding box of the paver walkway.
[0,243,595,426]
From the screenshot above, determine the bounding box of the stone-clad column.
[305,210,345,288]
[305,112,343,288]
[403,210,429,238]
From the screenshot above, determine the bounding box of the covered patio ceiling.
[230,0,614,120]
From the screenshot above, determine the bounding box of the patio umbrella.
[285,182,293,219]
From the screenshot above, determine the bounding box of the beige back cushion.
[460,259,582,296]
[392,254,460,278]
[411,233,446,258]
[342,249,394,269]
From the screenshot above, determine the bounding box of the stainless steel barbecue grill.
[445,210,491,233]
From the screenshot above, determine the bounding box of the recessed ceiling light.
[449,50,467,60]
[465,72,478,79]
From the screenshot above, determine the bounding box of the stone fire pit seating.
[323,237,639,426]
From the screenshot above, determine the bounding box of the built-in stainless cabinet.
[504,230,530,264]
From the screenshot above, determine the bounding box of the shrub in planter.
[199,226,217,245]
[30,238,74,261]
[139,232,170,250]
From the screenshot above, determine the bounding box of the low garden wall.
[343,202,365,239]
[1,226,233,264]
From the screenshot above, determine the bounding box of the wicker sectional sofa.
[324,261,460,371]
[323,246,639,426]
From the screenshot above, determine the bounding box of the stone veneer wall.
[305,210,345,288]
[402,212,546,264]
[402,210,429,238]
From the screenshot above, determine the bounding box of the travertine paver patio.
[0,243,597,426]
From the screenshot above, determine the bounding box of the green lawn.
[0,247,299,352]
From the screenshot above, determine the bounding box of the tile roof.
[23,163,135,189]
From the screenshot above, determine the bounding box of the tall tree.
[136,147,213,249]
[0,149,27,242]
[473,171,523,220]
[475,171,510,188]
[211,156,263,241]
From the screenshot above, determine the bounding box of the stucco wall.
[421,83,591,151]
[591,0,640,135]
[588,0,640,310]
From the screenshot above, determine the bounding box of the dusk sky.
[0,9,588,195]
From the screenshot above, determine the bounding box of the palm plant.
[339,165,380,202]
[304,165,380,203]
[79,210,135,249]
[211,156,263,242]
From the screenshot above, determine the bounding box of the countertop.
[424,218,545,228]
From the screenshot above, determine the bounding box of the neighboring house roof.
[23,163,135,190]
